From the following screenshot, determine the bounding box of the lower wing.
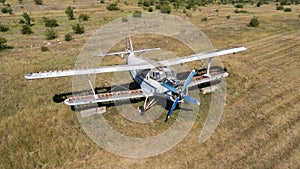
[64,89,146,106]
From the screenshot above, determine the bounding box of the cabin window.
[152,71,160,79]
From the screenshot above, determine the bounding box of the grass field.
[0,0,300,168]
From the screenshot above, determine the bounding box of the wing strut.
[88,79,98,99]
[204,58,212,77]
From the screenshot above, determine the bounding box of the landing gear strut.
[137,96,157,116]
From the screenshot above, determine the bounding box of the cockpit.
[161,78,180,88]
[149,66,176,82]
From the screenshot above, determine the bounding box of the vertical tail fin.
[126,35,133,52]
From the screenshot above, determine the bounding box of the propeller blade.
[183,95,200,105]
[162,83,179,94]
[165,97,180,122]
[182,70,196,92]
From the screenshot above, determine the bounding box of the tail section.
[96,35,160,57]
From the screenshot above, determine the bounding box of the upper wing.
[159,46,246,66]
[25,46,246,79]
[25,63,154,79]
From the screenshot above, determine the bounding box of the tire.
[138,106,145,116]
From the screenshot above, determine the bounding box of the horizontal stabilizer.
[96,48,160,57]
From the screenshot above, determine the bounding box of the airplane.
[25,36,246,122]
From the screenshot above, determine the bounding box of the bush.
[276,5,284,10]
[122,17,128,22]
[143,0,150,7]
[137,0,143,6]
[226,15,231,19]
[64,34,72,41]
[235,3,244,8]
[132,10,142,17]
[65,6,75,20]
[72,24,84,34]
[234,9,248,13]
[79,13,90,21]
[45,28,57,40]
[0,24,9,32]
[21,25,33,34]
[284,8,292,12]
[160,4,171,14]
[18,0,23,4]
[42,17,59,27]
[40,46,48,52]
[186,13,192,17]
[148,7,153,12]
[201,17,208,21]
[280,0,291,5]
[256,1,261,7]
[155,4,161,9]
[248,16,259,27]
[34,0,42,5]
[100,0,104,3]
[0,36,7,49]
[19,12,33,26]
[106,3,120,11]
[0,0,5,3]
[1,7,12,14]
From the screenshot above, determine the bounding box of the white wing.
[64,89,146,106]
[25,46,246,79]
[160,46,246,66]
[25,63,154,79]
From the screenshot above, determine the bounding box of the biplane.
[25,36,246,121]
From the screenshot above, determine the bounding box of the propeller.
[165,97,180,122]
[163,69,200,122]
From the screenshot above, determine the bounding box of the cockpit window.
[162,78,178,87]
[165,71,175,77]
[152,71,160,79]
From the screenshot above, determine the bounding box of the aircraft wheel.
[138,106,145,116]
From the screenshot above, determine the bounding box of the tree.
[160,4,171,14]
[132,10,142,17]
[248,16,259,27]
[65,6,75,20]
[0,36,7,49]
[34,0,43,5]
[235,3,243,8]
[1,7,12,14]
[276,5,284,10]
[42,17,59,27]
[256,1,262,7]
[106,3,120,11]
[72,24,84,34]
[284,8,292,12]
[19,12,33,26]
[148,7,153,12]
[78,13,89,21]
[64,34,72,41]
[0,24,9,32]
[44,28,57,40]
[40,46,48,52]
[21,25,33,34]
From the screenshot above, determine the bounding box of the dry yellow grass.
[0,1,300,168]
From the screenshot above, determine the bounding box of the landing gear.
[137,96,157,116]
[138,106,145,116]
